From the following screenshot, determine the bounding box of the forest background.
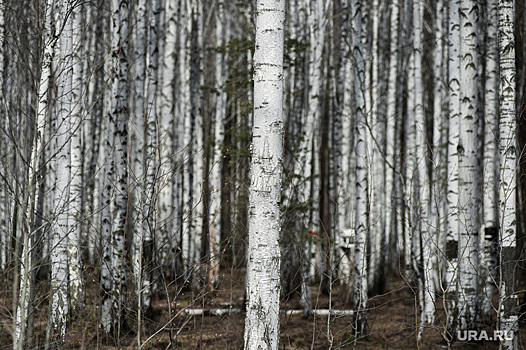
[0,0,526,349]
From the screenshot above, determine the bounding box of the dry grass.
[0,266,523,349]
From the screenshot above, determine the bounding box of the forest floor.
[1,265,524,349]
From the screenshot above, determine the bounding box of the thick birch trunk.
[243,0,284,348]
[457,0,481,330]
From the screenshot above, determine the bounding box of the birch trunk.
[445,0,461,330]
[498,0,518,347]
[181,0,193,281]
[208,0,227,290]
[457,0,481,330]
[69,1,83,309]
[100,9,115,332]
[14,1,55,347]
[481,0,499,317]
[413,0,435,326]
[110,0,130,336]
[368,0,385,295]
[352,0,368,335]
[158,0,177,272]
[405,9,416,280]
[142,0,162,312]
[50,0,73,339]
[132,0,147,311]
[190,0,204,288]
[0,0,6,273]
[385,0,399,273]
[432,0,448,293]
[243,0,284,348]
[99,108,114,334]
[332,0,350,290]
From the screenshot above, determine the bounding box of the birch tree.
[0,0,6,273]
[110,0,130,336]
[180,0,193,281]
[445,0,461,331]
[158,0,177,272]
[132,0,147,314]
[412,0,435,327]
[457,0,481,330]
[208,0,228,290]
[481,0,500,317]
[142,0,162,314]
[69,0,84,309]
[14,0,55,347]
[50,0,74,340]
[384,0,400,275]
[190,0,204,288]
[243,0,284,348]
[351,0,368,336]
[498,0,519,347]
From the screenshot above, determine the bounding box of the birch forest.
[1,0,526,348]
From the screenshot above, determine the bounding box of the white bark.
[445,0,461,329]
[50,0,74,339]
[181,0,192,280]
[243,0,284,348]
[14,1,56,347]
[209,0,228,289]
[368,0,384,293]
[158,0,177,270]
[432,0,448,295]
[69,0,84,308]
[457,0,481,330]
[100,12,114,332]
[385,0,399,274]
[405,19,416,279]
[481,0,500,317]
[334,0,353,289]
[0,0,6,273]
[110,0,130,334]
[190,0,204,287]
[99,109,114,334]
[352,0,368,335]
[413,0,435,326]
[132,0,147,308]
[498,0,518,347]
[142,0,162,312]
